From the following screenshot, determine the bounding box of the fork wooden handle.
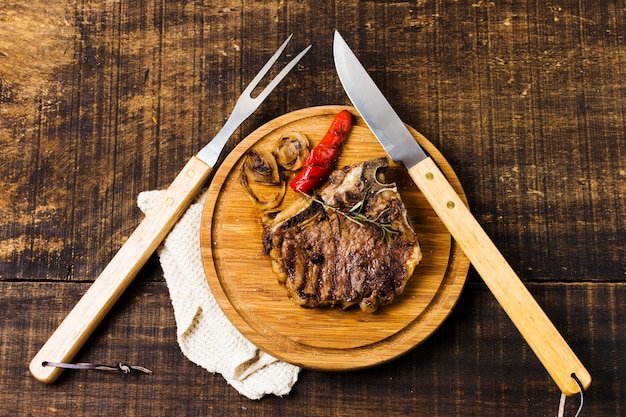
[408,157,591,396]
[29,156,212,383]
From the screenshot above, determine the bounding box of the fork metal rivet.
[447,201,455,209]
[186,169,195,177]
[425,172,434,180]
[165,197,174,206]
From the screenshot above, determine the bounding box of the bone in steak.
[262,157,422,313]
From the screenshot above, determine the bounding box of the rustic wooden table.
[1,1,624,415]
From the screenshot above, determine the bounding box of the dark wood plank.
[2,0,624,283]
[2,280,623,416]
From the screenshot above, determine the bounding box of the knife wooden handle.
[408,157,591,396]
[29,156,213,383]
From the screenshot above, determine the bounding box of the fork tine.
[243,34,295,94]
[251,43,312,103]
[242,35,312,101]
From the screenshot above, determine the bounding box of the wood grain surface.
[1,0,625,415]
[201,106,469,369]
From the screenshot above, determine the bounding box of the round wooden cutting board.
[200,106,470,370]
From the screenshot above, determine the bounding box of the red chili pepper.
[290,110,353,194]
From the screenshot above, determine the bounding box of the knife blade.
[29,35,310,384]
[333,29,590,396]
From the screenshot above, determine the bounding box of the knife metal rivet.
[447,201,455,209]
[425,172,434,180]
[165,197,174,206]
[186,169,195,178]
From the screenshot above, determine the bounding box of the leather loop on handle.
[408,157,591,396]
[29,156,212,383]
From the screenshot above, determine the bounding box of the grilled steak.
[262,157,422,313]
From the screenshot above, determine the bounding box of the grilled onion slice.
[241,149,281,185]
[240,150,286,210]
[273,132,310,171]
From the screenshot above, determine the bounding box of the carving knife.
[29,35,311,384]
[333,30,590,396]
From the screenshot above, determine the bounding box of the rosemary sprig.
[303,189,400,241]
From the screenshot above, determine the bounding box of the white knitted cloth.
[138,189,300,399]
